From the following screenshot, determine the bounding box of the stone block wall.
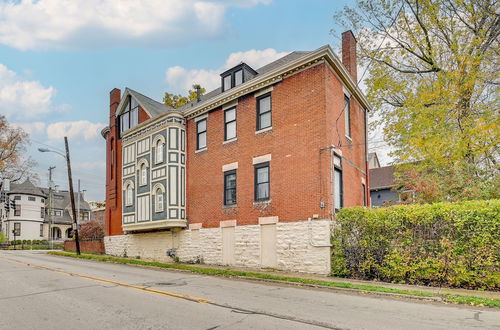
[104,219,331,274]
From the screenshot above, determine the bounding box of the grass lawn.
[48,251,500,308]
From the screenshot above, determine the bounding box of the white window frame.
[156,190,164,212]
[126,185,133,206]
[156,140,164,164]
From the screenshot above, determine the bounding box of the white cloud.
[0,0,271,50]
[12,121,46,136]
[0,64,57,120]
[46,120,106,141]
[165,48,289,93]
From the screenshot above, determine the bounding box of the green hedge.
[331,199,500,290]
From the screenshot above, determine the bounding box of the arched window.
[153,183,165,213]
[140,163,147,186]
[156,188,164,212]
[126,184,133,206]
[156,140,164,164]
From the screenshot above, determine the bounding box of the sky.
[0,0,389,202]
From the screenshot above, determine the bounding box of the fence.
[64,239,105,254]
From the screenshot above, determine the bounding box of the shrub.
[0,232,5,244]
[332,199,500,290]
[79,220,104,240]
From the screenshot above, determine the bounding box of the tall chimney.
[341,30,357,82]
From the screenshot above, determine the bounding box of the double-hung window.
[14,204,21,216]
[344,95,351,138]
[224,107,236,141]
[40,224,43,237]
[254,162,270,201]
[224,170,237,205]
[333,154,343,212]
[40,207,44,218]
[257,93,272,131]
[197,119,207,150]
[14,223,21,236]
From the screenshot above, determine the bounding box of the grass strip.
[48,251,499,308]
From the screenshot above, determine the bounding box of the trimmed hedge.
[331,199,500,290]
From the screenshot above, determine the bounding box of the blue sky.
[1,0,379,202]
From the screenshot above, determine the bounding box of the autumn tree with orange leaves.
[0,115,37,183]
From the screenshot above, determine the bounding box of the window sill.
[253,199,271,206]
[223,138,237,145]
[223,204,237,209]
[255,127,272,135]
[195,147,207,154]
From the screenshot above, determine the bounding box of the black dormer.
[220,63,258,92]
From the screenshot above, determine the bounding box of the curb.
[48,252,445,304]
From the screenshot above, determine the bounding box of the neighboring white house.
[2,179,46,241]
[0,179,91,242]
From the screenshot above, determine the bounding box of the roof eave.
[182,45,372,119]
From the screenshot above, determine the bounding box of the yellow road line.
[0,256,212,304]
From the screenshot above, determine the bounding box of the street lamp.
[38,137,81,255]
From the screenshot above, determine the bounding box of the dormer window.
[120,96,139,134]
[221,63,257,92]
[223,75,232,92]
[234,69,243,86]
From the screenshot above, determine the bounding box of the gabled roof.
[369,166,396,190]
[8,179,46,197]
[115,88,174,118]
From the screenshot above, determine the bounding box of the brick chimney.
[105,88,123,236]
[341,30,357,82]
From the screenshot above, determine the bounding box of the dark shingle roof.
[122,49,316,117]
[126,88,174,117]
[8,179,46,197]
[177,50,313,112]
[370,166,396,190]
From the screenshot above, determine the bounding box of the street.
[0,251,498,330]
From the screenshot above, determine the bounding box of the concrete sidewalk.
[182,262,500,300]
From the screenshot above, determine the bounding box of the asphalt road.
[0,250,498,330]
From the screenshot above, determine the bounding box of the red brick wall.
[105,90,151,236]
[64,239,105,254]
[186,62,368,228]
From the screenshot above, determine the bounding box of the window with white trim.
[256,93,271,131]
[156,139,164,164]
[156,188,164,212]
[140,163,147,186]
[224,107,236,141]
[126,184,133,206]
[254,162,270,201]
[197,119,207,150]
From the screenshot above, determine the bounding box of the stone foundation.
[104,219,332,275]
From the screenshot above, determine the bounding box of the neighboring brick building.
[101,31,371,274]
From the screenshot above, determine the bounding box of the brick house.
[101,31,371,274]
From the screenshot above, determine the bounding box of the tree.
[163,84,206,108]
[334,0,499,202]
[0,115,37,183]
[79,219,104,240]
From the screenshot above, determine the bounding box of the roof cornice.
[182,45,372,120]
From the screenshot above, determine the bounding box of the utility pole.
[77,179,80,226]
[48,166,56,250]
[64,137,80,255]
